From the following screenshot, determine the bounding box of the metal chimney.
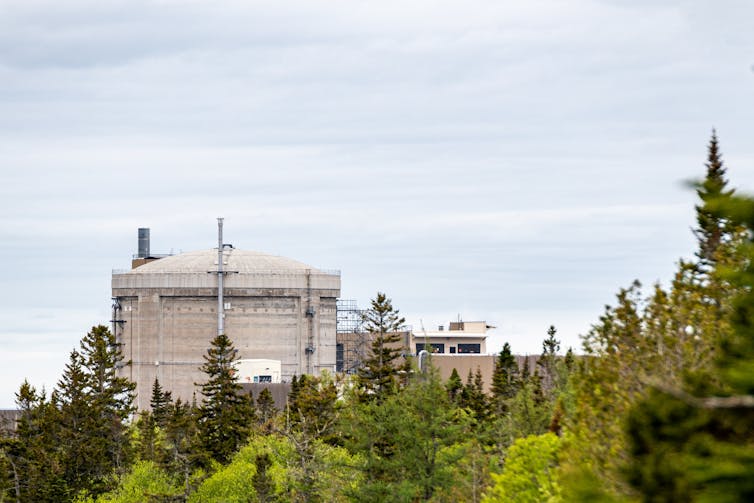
[138,228,150,258]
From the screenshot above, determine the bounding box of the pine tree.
[8,381,65,501]
[537,326,560,393]
[695,130,734,271]
[150,378,173,428]
[344,368,465,501]
[79,325,136,476]
[56,348,104,497]
[163,398,198,493]
[521,356,531,382]
[446,368,464,403]
[357,292,406,401]
[460,368,489,423]
[196,333,254,465]
[252,452,277,503]
[256,388,278,430]
[287,373,338,444]
[626,192,754,501]
[491,342,519,404]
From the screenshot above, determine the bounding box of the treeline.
[0,297,572,502]
[2,132,754,502]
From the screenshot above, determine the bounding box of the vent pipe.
[217,218,224,336]
[137,228,150,258]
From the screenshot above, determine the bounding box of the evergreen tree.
[163,398,199,494]
[626,192,754,501]
[79,325,136,475]
[344,367,466,501]
[491,342,519,404]
[196,333,254,465]
[521,356,531,382]
[150,377,172,428]
[357,292,406,401]
[694,130,734,271]
[287,373,338,445]
[7,381,65,501]
[135,410,163,465]
[252,452,277,503]
[56,348,104,497]
[446,368,464,403]
[257,387,278,431]
[537,325,561,393]
[460,368,489,423]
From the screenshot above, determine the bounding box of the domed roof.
[130,248,322,274]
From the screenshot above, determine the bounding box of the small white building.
[410,321,492,355]
[234,359,282,384]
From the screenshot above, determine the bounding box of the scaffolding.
[336,299,367,374]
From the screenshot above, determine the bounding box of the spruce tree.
[9,381,64,501]
[357,292,406,401]
[460,368,489,423]
[537,326,560,393]
[163,398,199,492]
[626,192,754,501]
[256,388,277,430]
[150,378,173,428]
[694,130,734,271]
[491,343,519,404]
[196,333,254,465]
[56,348,103,497]
[446,368,463,403]
[252,452,276,503]
[287,374,338,443]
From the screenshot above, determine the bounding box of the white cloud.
[1,0,754,406]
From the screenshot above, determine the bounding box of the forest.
[2,132,754,502]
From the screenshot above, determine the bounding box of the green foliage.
[625,190,754,502]
[92,460,182,503]
[196,333,255,465]
[150,378,172,429]
[561,133,748,501]
[483,433,561,503]
[537,326,561,393]
[357,292,406,402]
[491,343,519,404]
[0,326,137,502]
[695,130,735,271]
[343,367,467,502]
[256,388,277,431]
[446,368,464,403]
[287,372,338,444]
[162,398,200,492]
[189,434,359,503]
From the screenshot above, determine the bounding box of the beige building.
[411,321,492,355]
[112,244,340,410]
[336,317,504,392]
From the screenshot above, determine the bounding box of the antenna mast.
[217,217,224,336]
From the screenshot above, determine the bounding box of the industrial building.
[112,223,340,410]
[335,303,501,391]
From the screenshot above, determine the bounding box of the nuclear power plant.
[111,220,340,410]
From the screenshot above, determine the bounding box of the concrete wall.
[113,271,340,410]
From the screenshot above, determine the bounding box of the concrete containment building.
[112,232,340,410]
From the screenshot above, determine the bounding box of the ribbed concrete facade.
[112,248,340,410]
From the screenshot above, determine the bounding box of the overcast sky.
[1,0,753,407]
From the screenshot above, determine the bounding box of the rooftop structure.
[411,321,493,355]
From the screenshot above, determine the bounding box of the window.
[336,343,344,372]
[457,343,480,354]
[449,347,456,354]
[254,375,272,383]
[416,343,445,354]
